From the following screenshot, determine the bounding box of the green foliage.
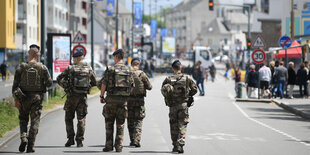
[0,100,19,138]
[90,87,100,95]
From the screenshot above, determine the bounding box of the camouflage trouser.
[19,93,43,145]
[102,102,127,149]
[169,103,189,147]
[127,99,145,144]
[64,94,88,141]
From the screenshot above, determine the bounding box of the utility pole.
[115,0,119,49]
[40,0,45,64]
[155,0,157,20]
[149,0,151,19]
[291,0,295,40]
[91,0,94,69]
[132,0,134,56]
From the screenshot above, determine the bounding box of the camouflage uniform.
[162,72,197,149]
[102,62,134,150]
[12,61,52,150]
[127,68,152,146]
[57,62,96,143]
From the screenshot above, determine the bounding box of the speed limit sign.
[252,49,265,64]
[72,45,87,57]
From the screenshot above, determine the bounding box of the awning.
[275,40,302,58]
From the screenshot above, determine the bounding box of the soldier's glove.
[187,96,194,107]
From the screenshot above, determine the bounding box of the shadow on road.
[88,145,104,148]
[130,151,172,154]
[63,151,103,153]
[0,151,20,154]
[35,145,65,148]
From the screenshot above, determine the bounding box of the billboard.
[107,0,115,16]
[162,37,176,54]
[134,1,142,27]
[161,28,168,37]
[151,20,157,39]
[47,34,71,81]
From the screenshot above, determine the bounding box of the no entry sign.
[279,36,292,49]
[252,49,265,64]
[72,45,87,57]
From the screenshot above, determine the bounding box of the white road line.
[232,100,310,147]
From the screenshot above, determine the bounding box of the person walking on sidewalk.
[274,61,288,99]
[296,63,309,98]
[259,63,272,98]
[193,61,205,96]
[234,67,242,97]
[287,62,296,99]
[0,61,7,81]
[245,64,258,98]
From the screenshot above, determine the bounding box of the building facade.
[69,0,88,42]
[46,0,69,33]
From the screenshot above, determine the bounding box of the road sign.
[252,49,265,64]
[73,31,86,44]
[279,36,292,49]
[72,45,87,57]
[252,34,265,48]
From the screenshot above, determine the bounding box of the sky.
[125,0,184,15]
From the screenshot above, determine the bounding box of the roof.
[226,12,248,24]
[201,17,231,35]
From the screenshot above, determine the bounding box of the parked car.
[213,55,229,62]
[83,59,106,78]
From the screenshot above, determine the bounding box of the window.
[82,1,87,11]
[200,50,210,61]
[82,18,87,27]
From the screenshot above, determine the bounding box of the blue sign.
[107,0,114,16]
[134,2,142,27]
[161,28,168,37]
[151,20,157,39]
[279,36,292,49]
[172,29,177,37]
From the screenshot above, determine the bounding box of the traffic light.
[209,0,214,11]
[247,38,251,50]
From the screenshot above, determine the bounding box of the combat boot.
[115,147,122,152]
[102,147,113,152]
[76,140,83,147]
[18,137,28,152]
[177,146,184,154]
[65,138,75,147]
[26,142,35,153]
[172,146,178,152]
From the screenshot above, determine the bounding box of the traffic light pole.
[91,0,94,69]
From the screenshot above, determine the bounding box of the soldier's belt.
[168,101,187,107]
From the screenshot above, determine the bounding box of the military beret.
[29,44,40,51]
[113,49,124,56]
[171,60,181,67]
[73,50,84,57]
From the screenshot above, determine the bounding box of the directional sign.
[279,36,292,49]
[73,31,86,44]
[252,34,265,48]
[72,45,87,57]
[252,49,265,64]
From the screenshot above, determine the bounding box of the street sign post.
[252,49,266,64]
[72,45,87,57]
[73,31,87,44]
[279,36,293,68]
[252,34,266,48]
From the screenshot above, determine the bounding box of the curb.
[0,93,99,149]
[235,98,310,121]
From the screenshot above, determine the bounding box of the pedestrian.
[245,64,258,98]
[287,62,296,99]
[12,44,52,153]
[127,58,152,147]
[269,61,276,97]
[234,67,241,97]
[259,63,272,98]
[209,63,216,82]
[274,61,288,99]
[57,51,97,147]
[0,61,7,81]
[99,49,134,152]
[296,63,309,98]
[193,61,205,96]
[161,60,197,153]
[150,60,155,78]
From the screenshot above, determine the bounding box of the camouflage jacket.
[162,72,197,104]
[57,62,97,95]
[12,61,52,97]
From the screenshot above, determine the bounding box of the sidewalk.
[236,98,310,121]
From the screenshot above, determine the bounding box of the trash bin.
[237,82,245,98]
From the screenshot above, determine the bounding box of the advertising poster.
[107,0,115,16]
[151,20,157,39]
[134,1,142,27]
[162,37,176,54]
[161,28,168,37]
[52,36,71,81]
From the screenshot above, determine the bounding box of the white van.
[193,46,213,68]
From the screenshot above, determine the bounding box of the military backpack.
[131,70,145,96]
[169,74,189,98]
[70,65,92,94]
[20,62,44,92]
[108,65,132,96]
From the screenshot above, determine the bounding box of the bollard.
[237,82,245,98]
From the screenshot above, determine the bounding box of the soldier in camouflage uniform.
[12,44,53,153]
[99,49,134,152]
[57,51,97,147]
[161,60,197,153]
[127,58,152,147]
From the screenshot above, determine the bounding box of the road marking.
[232,101,310,147]
[188,133,266,142]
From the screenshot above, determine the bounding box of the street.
[1,73,310,155]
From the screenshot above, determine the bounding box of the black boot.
[65,138,75,147]
[18,137,28,152]
[76,140,83,147]
[26,143,35,153]
[102,147,113,152]
[177,146,184,154]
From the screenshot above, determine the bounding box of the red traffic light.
[209,2,214,7]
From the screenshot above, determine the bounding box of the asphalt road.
[1,73,310,154]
